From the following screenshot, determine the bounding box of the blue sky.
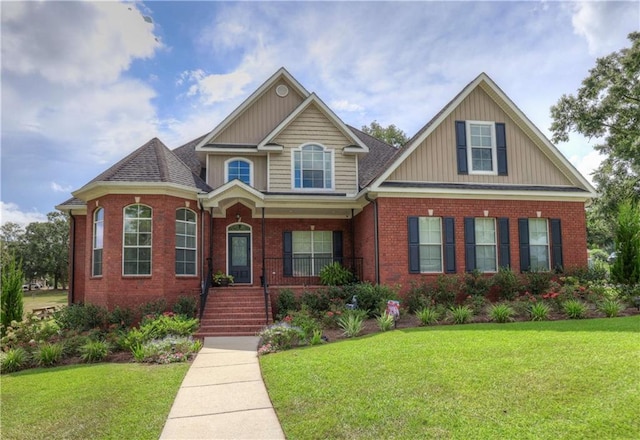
[1,1,638,225]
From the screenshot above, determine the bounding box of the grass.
[1,363,189,440]
[261,316,640,440]
[21,289,67,316]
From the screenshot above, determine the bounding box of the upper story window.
[225,158,252,186]
[467,121,497,174]
[92,208,104,277]
[123,204,152,276]
[293,144,333,190]
[175,208,196,276]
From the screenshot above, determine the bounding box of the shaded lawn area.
[1,363,189,440]
[261,316,640,440]
[21,290,68,316]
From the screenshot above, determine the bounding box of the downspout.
[364,194,380,285]
[68,212,76,305]
[350,208,356,278]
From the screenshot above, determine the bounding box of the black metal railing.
[263,257,363,287]
[199,257,213,320]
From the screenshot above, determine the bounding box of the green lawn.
[21,290,68,316]
[261,316,640,440]
[1,363,188,440]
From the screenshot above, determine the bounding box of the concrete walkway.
[160,337,286,440]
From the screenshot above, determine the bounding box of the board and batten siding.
[269,104,358,194]
[212,80,305,145]
[388,87,574,186]
[206,155,267,191]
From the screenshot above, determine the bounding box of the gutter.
[68,212,75,305]
[364,193,380,285]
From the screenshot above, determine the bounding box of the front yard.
[261,316,640,439]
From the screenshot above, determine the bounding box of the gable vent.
[275,84,289,97]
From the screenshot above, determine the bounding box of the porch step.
[196,287,273,337]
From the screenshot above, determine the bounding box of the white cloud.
[1,1,161,85]
[330,100,364,113]
[50,182,73,193]
[571,149,603,186]
[181,70,253,105]
[571,2,639,55]
[0,202,47,226]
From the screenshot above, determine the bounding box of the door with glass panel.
[228,226,251,284]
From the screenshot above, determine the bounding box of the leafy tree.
[611,200,640,285]
[550,32,640,232]
[1,255,24,335]
[1,222,25,269]
[361,120,408,147]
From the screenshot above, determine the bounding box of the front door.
[228,233,251,283]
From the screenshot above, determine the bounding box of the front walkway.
[160,336,285,439]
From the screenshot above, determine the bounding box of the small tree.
[611,200,640,285]
[1,255,25,335]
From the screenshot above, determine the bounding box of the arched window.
[176,208,197,275]
[225,159,252,185]
[92,208,104,277]
[123,204,152,275]
[293,144,333,189]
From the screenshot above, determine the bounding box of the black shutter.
[550,219,563,271]
[443,217,456,273]
[408,217,420,274]
[518,219,530,272]
[464,217,476,272]
[498,218,511,268]
[455,121,468,174]
[283,231,293,277]
[496,123,508,176]
[333,231,343,264]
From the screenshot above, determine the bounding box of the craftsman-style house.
[57,68,596,334]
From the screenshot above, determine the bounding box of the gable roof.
[195,67,310,151]
[257,93,369,153]
[369,73,597,196]
[349,125,398,188]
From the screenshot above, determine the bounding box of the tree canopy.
[550,32,640,248]
[361,120,408,147]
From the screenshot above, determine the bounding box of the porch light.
[310,225,315,230]
[236,213,241,222]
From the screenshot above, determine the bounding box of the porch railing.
[263,257,363,287]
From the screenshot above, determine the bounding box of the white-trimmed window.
[292,231,332,276]
[293,144,333,189]
[467,121,497,174]
[92,208,104,277]
[225,158,252,186]
[123,204,152,276]
[529,219,550,271]
[176,208,196,276]
[418,217,443,273]
[475,218,497,272]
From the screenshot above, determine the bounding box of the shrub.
[405,282,432,313]
[352,283,398,318]
[416,307,440,326]
[287,308,321,341]
[258,323,304,351]
[319,262,354,286]
[376,312,395,332]
[139,298,168,318]
[300,290,330,315]
[309,329,324,345]
[275,289,298,319]
[1,255,24,336]
[173,296,197,318]
[529,302,551,321]
[34,342,64,367]
[108,306,135,329]
[598,299,623,318]
[55,303,109,332]
[337,313,364,338]
[1,347,29,373]
[132,336,198,364]
[488,303,515,323]
[464,270,492,298]
[448,305,473,324]
[562,299,588,319]
[79,340,110,363]
[1,315,60,352]
[524,271,552,296]
[121,314,198,350]
[611,200,640,285]
[493,267,521,301]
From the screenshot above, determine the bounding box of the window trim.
[474,217,498,273]
[92,207,104,277]
[224,157,253,186]
[122,204,152,277]
[466,120,497,175]
[528,218,550,271]
[418,217,444,274]
[175,208,197,277]
[291,230,333,276]
[291,143,334,191]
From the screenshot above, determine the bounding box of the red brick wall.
[70,214,87,305]
[375,197,588,293]
[354,203,376,283]
[76,194,205,311]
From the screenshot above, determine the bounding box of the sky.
[1,0,639,226]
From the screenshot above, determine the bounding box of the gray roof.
[349,125,399,188]
[88,137,211,192]
[172,134,207,177]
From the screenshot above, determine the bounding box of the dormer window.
[225,158,252,186]
[293,144,333,189]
